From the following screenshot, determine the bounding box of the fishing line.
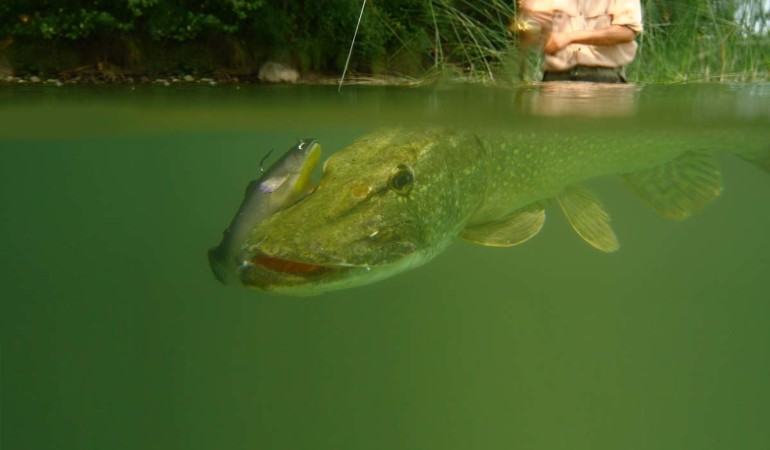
[338,0,367,93]
[259,149,274,173]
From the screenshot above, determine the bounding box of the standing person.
[513,0,643,83]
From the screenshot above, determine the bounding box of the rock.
[29,75,41,82]
[183,75,194,82]
[258,61,299,83]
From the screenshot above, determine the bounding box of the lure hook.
[259,149,274,173]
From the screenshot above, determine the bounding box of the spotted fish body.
[208,139,321,284]
[233,127,768,295]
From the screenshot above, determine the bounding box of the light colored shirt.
[522,0,643,71]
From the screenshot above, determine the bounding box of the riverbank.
[0,68,432,87]
[1,42,767,86]
[0,40,434,86]
[1,0,768,86]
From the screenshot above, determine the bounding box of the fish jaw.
[239,251,431,296]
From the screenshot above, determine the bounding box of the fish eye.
[388,164,414,195]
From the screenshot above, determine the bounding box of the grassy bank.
[630,0,770,82]
[0,0,767,84]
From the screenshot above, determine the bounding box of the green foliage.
[0,0,429,74]
[0,0,267,41]
[0,0,767,81]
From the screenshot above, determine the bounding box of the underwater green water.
[1,83,769,450]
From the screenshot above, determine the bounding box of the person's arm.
[544,25,636,55]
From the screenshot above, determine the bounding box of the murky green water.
[2,83,769,450]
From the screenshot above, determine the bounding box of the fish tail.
[208,246,235,285]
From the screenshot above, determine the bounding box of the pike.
[208,139,322,284]
[234,127,768,295]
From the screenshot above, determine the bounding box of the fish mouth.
[237,239,423,295]
[238,251,369,294]
[249,254,339,275]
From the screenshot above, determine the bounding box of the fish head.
[239,128,483,295]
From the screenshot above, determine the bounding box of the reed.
[630,0,770,82]
[410,0,769,83]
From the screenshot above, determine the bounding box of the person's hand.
[544,32,572,55]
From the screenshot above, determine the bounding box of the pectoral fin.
[557,186,620,253]
[622,150,722,220]
[461,205,546,247]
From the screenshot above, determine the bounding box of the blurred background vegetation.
[0,0,767,82]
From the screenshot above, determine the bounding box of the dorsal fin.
[623,150,722,220]
[461,205,546,247]
[557,186,620,253]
